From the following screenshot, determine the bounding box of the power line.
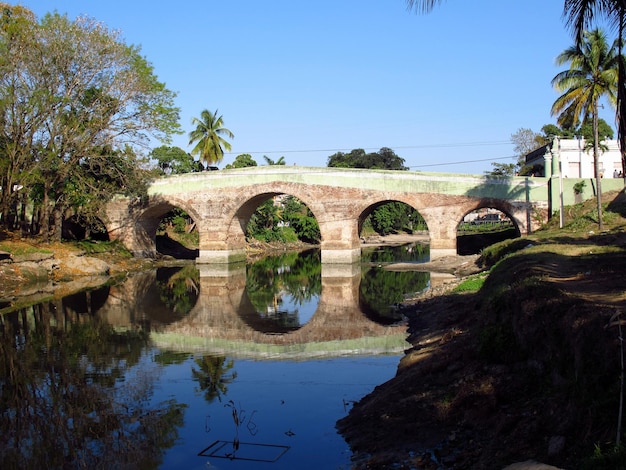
[409,155,517,169]
[222,140,511,156]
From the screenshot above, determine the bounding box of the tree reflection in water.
[191,355,237,403]
[156,265,200,316]
[246,249,322,329]
[0,245,434,469]
[360,243,430,323]
[0,303,186,469]
[360,268,429,323]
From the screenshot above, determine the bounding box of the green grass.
[453,272,488,293]
[0,242,52,256]
[73,240,133,258]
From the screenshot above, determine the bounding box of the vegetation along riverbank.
[338,190,626,469]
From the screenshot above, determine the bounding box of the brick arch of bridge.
[105,194,204,257]
[202,183,455,263]
[211,184,533,262]
[454,197,529,233]
[351,193,530,257]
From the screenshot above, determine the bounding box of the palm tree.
[188,109,234,166]
[262,155,286,165]
[563,2,626,177]
[551,28,619,230]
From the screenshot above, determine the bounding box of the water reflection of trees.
[360,268,430,324]
[191,355,237,403]
[359,243,430,323]
[0,304,186,469]
[156,265,200,316]
[361,242,429,264]
[245,250,322,328]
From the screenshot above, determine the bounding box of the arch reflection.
[359,242,430,324]
[243,249,321,332]
[95,248,427,356]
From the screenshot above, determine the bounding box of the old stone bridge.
[105,166,551,264]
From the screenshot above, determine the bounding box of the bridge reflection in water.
[96,261,412,359]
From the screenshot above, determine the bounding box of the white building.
[526,137,623,178]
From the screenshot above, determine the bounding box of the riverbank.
[338,209,626,469]
[0,237,154,307]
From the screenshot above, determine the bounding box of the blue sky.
[12,1,620,174]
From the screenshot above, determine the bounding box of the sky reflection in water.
[156,353,400,469]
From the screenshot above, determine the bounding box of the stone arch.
[130,195,202,257]
[356,198,430,237]
[220,184,324,250]
[173,266,398,345]
[456,198,524,255]
[457,198,524,234]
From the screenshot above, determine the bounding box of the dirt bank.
[0,241,154,305]
[338,243,626,469]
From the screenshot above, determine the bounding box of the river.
[0,243,433,469]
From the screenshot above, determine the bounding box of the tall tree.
[510,127,548,174]
[552,28,619,230]
[224,153,257,169]
[327,147,407,169]
[562,1,626,178]
[0,6,181,239]
[188,109,234,166]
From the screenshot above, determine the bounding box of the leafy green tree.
[0,6,181,239]
[368,201,421,235]
[247,199,282,241]
[224,153,257,169]
[188,108,234,166]
[263,155,286,165]
[151,145,203,174]
[376,147,408,170]
[580,117,615,141]
[281,195,320,243]
[541,123,577,139]
[247,196,320,244]
[327,147,407,170]
[552,28,619,230]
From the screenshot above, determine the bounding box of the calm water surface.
[0,243,432,469]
